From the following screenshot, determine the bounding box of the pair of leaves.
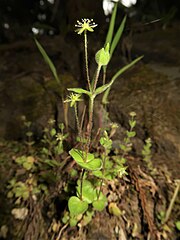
[68,181,107,217]
[69,149,102,171]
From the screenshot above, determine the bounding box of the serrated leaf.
[68,196,88,217]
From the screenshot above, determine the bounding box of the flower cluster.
[64,93,82,107]
[75,18,97,35]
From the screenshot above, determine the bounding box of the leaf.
[76,180,96,204]
[105,3,117,47]
[93,192,107,211]
[69,217,78,227]
[95,82,112,96]
[35,38,61,86]
[126,131,136,138]
[110,15,127,57]
[67,88,91,96]
[68,196,88,217]
[69,149,94,162]
[175,221,180,231]
[69,149,101,170]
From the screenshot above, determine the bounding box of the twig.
[56,223,68,240]
[163,179,180,224]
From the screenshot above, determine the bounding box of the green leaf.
[35,38,61,86]
[67,88,91,96]
[69,149,94,162]
[105,3,117,47]
[110,15,127,57]
[95,81,112,96]
[69,149,102,170]
[93,192,107,211]
[76,180,96,204]
[23,162,33,170]
[175,221,180,231]
[68,196,88,217]
[126,131,136,138]
[70,217,78,227]
[95,45,110,66]
[129,120,136,128]
[50,128,56,137]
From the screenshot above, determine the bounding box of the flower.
[64,93,82,107]
[75,18,97,35]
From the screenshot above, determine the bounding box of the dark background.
[0,0,180,44]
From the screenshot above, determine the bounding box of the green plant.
[63,11,141,224]
[141,137,157,174]
[21,116,35,153]
[34,3,142,229]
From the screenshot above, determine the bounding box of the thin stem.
[163,180,180,224]
[86,96,94,152]
[80,169,85,200]
[93,65,101,93]
[74,103,81,137]
[84,31,91,91]
[103,67,107,85]
[98,152,107,199]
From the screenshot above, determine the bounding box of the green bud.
[95,43,110,66]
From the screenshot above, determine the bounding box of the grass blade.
[110,15,127,57]
[35,38,61,86]
[105,3,118,47]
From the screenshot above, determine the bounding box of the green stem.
[103,67,107,85]
[98,152,107,199]
[74,103,81,137]
[84,31,91,91]
[86,96,94,152]
[93,65,101,93]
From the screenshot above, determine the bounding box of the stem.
[93,65,101,93]
[80,169,85,200]
[84,31,91,91]
[98,152,107,199]
[163,180,180,224]
[103,67,107,85]
[74,103,81,137]
[86,96,94,152]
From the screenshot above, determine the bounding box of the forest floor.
[0,21,180,240]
